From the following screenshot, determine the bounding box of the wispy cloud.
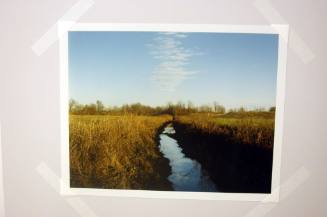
[148,32,200,92]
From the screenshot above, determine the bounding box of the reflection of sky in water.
[159,125,217,192]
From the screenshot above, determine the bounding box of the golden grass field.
[172,111,275,192]
[69,110,275,190]
[69,114,172,189]
[174,112,275,149]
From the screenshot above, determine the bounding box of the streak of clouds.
[148,32,200,92]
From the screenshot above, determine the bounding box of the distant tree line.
[69,99,275,116]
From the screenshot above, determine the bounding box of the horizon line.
[69,99,275,110]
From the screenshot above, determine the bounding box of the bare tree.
[69,99,77,113]
[96,100,105,114]
[213,101,226,114]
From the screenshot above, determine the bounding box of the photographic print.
[61,24,288,200]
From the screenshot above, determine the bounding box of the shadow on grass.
[172,121,273,193]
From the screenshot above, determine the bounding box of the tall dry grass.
[69,114,172,189]
[173,112,275,193]
[174,112,275,149]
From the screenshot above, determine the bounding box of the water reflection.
[159,124,217,192]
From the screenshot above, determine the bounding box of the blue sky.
[69,31,278,109]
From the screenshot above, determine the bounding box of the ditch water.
[159,124,217,192]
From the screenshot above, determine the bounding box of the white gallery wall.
[0,0,326,216]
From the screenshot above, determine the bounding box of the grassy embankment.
[173,111,275,193]
[69,114,173,190]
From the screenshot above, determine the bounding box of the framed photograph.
[59,23,288,201]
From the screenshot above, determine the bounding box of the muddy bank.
[143,121,173,191]
[172,122,273,193]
